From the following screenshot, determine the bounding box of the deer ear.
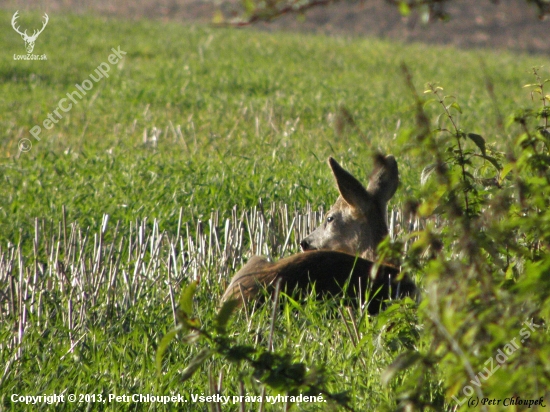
[366,154,399,208]
[328,157,370,210]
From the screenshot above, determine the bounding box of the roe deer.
[221,155,417,314]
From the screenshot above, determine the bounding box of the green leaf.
[499,162,515,184]
[211,9,224,24]
[436,112,445,129]
[176,311,201,330]
[505,262,516,280]
[449,101,462,114]
[381,351,422,386]
[418,186,447,216]
[225,345,256,362]
[481,154,501,171]
[466,133,486,156]
[179,280,198,317]
[242,0,255,14]
[214,299,239,334]
[181,348,212,381]
[398,2,411,16]
[423,98,437,108]
[156,325,183,376]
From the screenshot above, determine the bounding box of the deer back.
[222,251,416,314]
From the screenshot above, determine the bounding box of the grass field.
[1,9,550,411]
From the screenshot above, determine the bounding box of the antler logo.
[11,11,49,54]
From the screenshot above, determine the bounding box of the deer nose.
[300,239,311,251]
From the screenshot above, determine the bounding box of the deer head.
[300,154,399,260]
[12,11,49,54]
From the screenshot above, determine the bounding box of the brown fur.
[221,250,416,314]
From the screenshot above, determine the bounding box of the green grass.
[1,9,549,411]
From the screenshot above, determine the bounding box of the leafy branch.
[156,281,356,411]
[215,0,550,26]
[385,65,550,410]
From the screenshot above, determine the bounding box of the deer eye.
[326,215,334,223]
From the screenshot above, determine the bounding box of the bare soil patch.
[3,0,549,54]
